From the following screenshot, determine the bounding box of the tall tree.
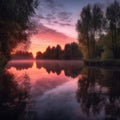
[106,0,120,58]
[76,4,103,59]
[76,4,91,59]
[91,4,104,57]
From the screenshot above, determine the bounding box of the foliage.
[12,51,33,60]
[77,0,120,60]
[106,0,120,58]
[76,4,104,59]
[36,42,83,60]
[0,0,38,64]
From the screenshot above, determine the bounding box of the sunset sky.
[28,0,115,57]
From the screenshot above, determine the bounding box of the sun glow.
[28,32,77,58]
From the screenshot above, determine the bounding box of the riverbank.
[84,59,120,67]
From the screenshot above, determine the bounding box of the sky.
[28,0,116,57]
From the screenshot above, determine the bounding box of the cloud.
[53,20,73,27]
[34,0,73,27]
[32,23,76,44]
[29,23,77,55]
[37,0,63,15]
[58,11,72,22]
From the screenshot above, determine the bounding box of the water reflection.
[7,60,82,78]
[1,60,120,120]
[36,60,82,78]
[7,60,33,70]
[77,67,120,120]
[0,70,31,120]
[4,60,82,120]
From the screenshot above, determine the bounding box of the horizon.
[13,42,82,59]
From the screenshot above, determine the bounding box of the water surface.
[0,60,120,120]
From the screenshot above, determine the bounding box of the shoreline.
[84,59,120,67]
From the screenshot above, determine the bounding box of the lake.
[0,60,120,120]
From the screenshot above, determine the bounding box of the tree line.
[12,51,33,60]
[76,0,120,60]
[36,42,83,60]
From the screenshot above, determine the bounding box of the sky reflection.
[7,60,82,95]
[4,60,120,120]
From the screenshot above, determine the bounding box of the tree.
[36,52,43,59]
[64,44,72,59]
[76,4,103,59]
[76,4,91,59]
[43,46,51,59]
[12,51,33,60]
[71,42,83,59]
[98,34,114,60]
[106,0,120,58]
[55,45,62,59]
[0,0,38,65]
[36,43,83,60]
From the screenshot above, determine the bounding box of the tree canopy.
[36,43,83,60]
[0,0,38,65]
[76,4,103,59]
[106,0,120,58]
[77,0,120,60]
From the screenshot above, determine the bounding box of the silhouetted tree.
[12,51,33,60]
[51,47,56,59]
[36,43,83,60]
[64,44,71,59]
[106,0,120,58]
[76,4,91,59]
[71,42,83,59]
[55,45,62,59]
[0,0,38,65]
[76,4,104,59]
[64,43,83,59]
[43,46,52,59]
[36,51,43,59]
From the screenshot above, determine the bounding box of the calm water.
[0,60,120,120]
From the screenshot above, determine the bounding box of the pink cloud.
[29,24,77,57]
[33,24,76,44]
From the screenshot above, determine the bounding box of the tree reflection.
[77,67,120,120]
[7,61,33,70]
[7,60,83,78]
[36,61,82,78]
[0,70,31,120]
